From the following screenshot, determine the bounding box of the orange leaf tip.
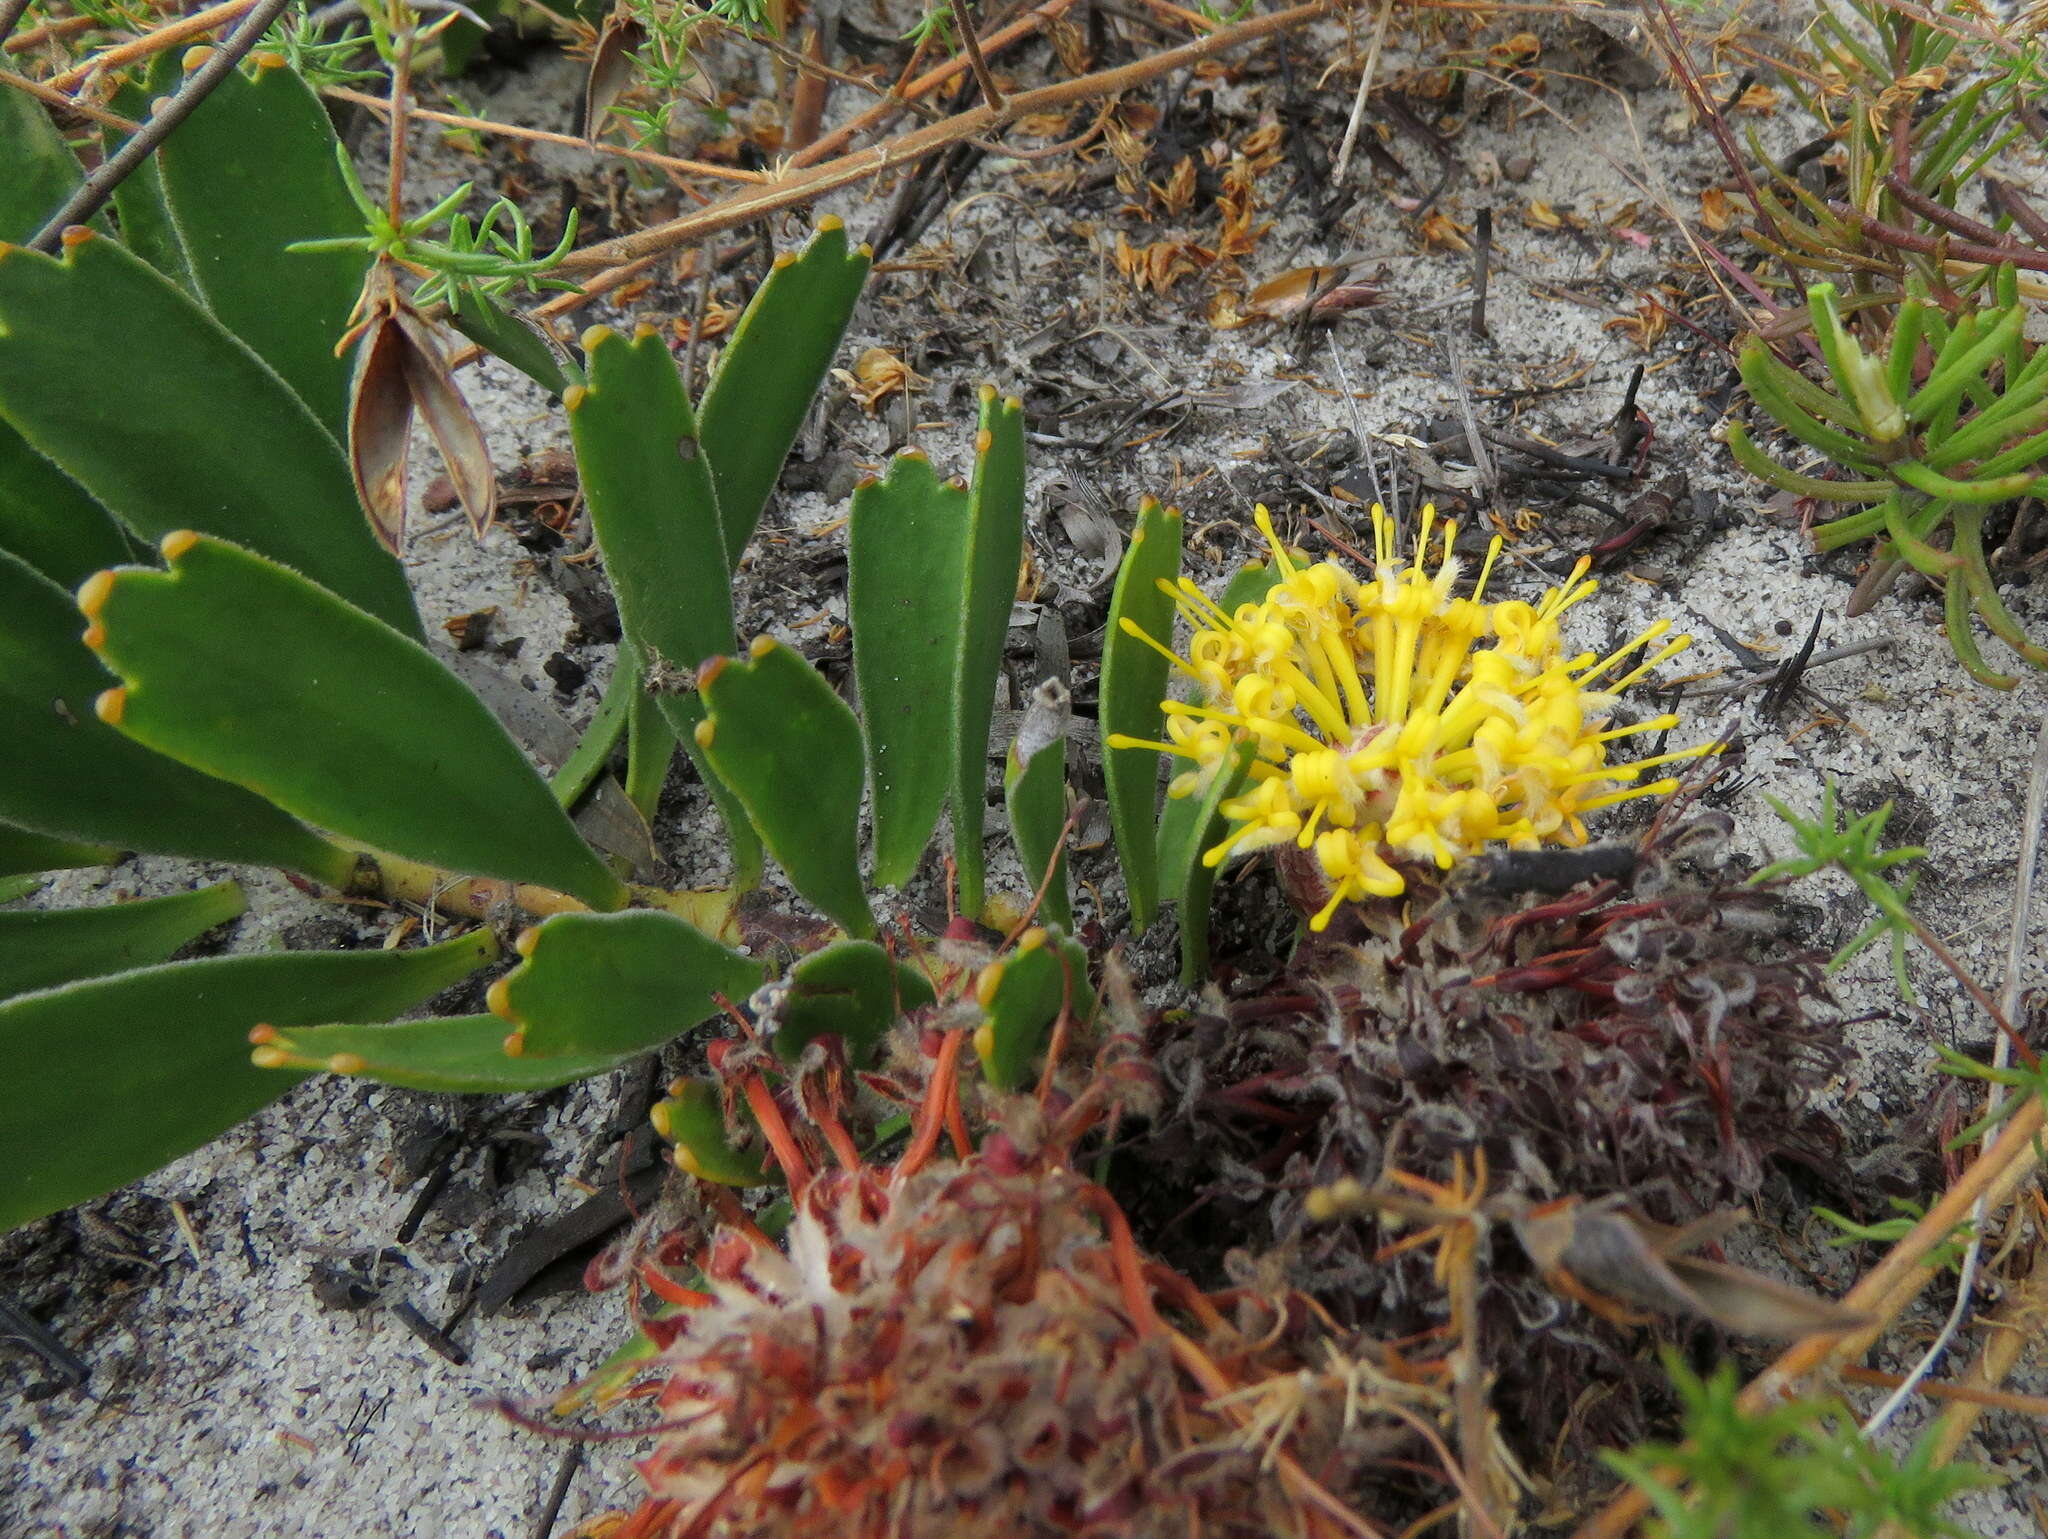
[513,926,541,958]
[485,975,514,1022]
[180,45,214,70]
[160,529,200,562]
[250,1046,291,1069]
[502,1031,525,1057]
[974,430,993,454]
[60,226,93,249]
[696,656,728,689]
[94,687,126,726]
[249,1025,280,1045]
[76,569,113,620]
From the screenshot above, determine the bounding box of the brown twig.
[553,2,1323,277]
[47,0,262,88]
[0,0,33,53]
[26,0,295,252]
[948,0,1006,109]
[0,65,138,131]
[3,13,97,54]
[321,85,769,184]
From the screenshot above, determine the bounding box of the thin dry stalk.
[550,2,1322,277]
[0,65,137,130]
[47,0,261,88]
[322,85,769,183]
[1329,0,1393,190]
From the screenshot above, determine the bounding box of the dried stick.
[553,2,1323,276]
[1329,0,1392,190]
[3,13,97,53]
[26,0,296,252]
[47,0,262,88]
[948,0,1006,108]
[786,0,1079,169]
[323,85,771,184]
[0,65,138,131]
[0,0,31,53]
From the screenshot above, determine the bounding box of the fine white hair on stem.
[1861,710,2048,1437]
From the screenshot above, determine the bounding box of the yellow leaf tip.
[772,252,798,271]
[76,569,114,621]
[815,214,844,233]
[503,1031,525,1057]
[747,635,777,660]
[250,1046,291,1069]
[160,529,200,562]
[975,961,1005,1009]
[485,975,515,1022]
[327,1053,368,1075]
[513,926,541,958]
[580,324,614,352]
[693,719,716,750]
[563,383,589,412]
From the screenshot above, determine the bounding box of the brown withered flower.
[1139,805,1853,1470]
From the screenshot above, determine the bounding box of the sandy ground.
[7,9,2048,1536]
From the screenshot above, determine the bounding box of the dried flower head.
[604,1150,1392,1538]
[1110,505,1708,928]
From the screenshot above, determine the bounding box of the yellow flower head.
[1109,504,1710,930]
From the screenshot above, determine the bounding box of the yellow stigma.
[1108,504,1709,931]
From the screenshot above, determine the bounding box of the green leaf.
[550,643,638,809]
[772,938,935,1063]
[568,322,735,675]
[0,419,133,589]
[0,824,117,880]
[673,689,764,890]
[567,323,761,880]
[0,880,245,1002]
[1004,682,1072,931]
[696,217,872,567]
[950,389,1026,922]
[0,82,82,244]
[82,533,628,910]
[490,908,764,1059]
[104,63,197,293]
[1158,736,1255,987]
[973,927,1096,1092]
[153,55,368,436]
[1219,560,1283,613]
[652,1078,773,1186]
[448,293,571,399]
[0,550,356,884]
[0,231,419,637]
[847,451,970,887]
[697,638,873,937]
[1099,498,1182,930]
[625,658,678,824]
[0,928,497,1231]
[253,1013,622,1093]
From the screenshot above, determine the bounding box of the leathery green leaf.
[0,825,118,880]
[670,689,764,891]
[652,1079,774,1186]
[252,1014,623,1093]
[972,927,1096,1092]
[1219,560,1282,613]
[0,550,356,884]
[154,54,367,436]
[1003,680,1072,931]
[0,231,419,637]
[697,638,873,937]
[0,928,497,1232]
[568,323,760,881]
[1099,499,1182,930]
[951,388,1026,922]
[104,62,196,293]
[490,909,764,1060]
[0,84,81,244]
[773,939,936,1064]
[0,880,245,1002]
[697,217,872,567]
[0,420,132,590]
[448,294,572,399]
[81,533,628,910]
[567,323,735,675]
[1159,736,1256,988]
[848,452,970,887]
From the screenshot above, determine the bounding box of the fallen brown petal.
[582,12,647,140]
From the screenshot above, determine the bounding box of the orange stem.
[896,1027,965,1179]
[741,1073,813,1194]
